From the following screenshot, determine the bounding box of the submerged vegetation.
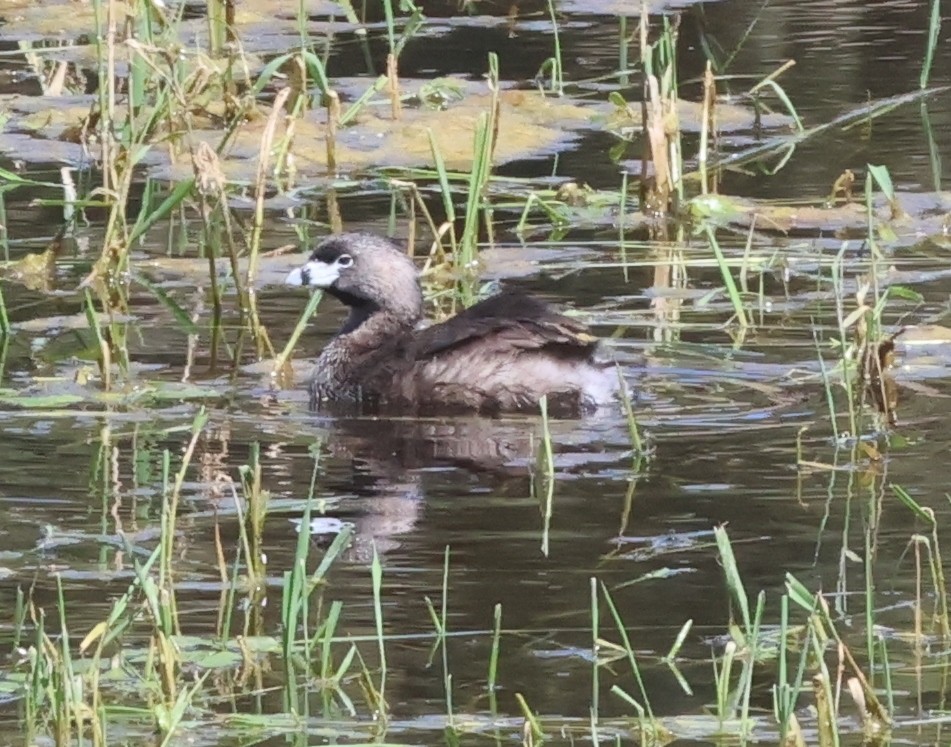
[0,0,948,745]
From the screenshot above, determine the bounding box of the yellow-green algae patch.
[0,0,344,40]
[150,87,601,183]
[606,97,794,134]
[691,191,951,241]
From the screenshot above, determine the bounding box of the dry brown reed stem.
[193,141,233,369]
[103,0,117,195]
[86,0,126,283]
[47,60,67,95]
[812,672,835,747]
[387,53,402,120]
[279,112,299,185]
[225,0,236,41]
[95,318,112,391]
[477,62,502,250]
[245,88,293,358]
[748,59,797,95]
[425,221,455,272]
[155,633,179,703]
[218,473,257,586]
[326,89,340,173]
[213,503,229,634]
[700,61,717,194]
[815,595,891,726]
[638,10,668,216]
[405,192,417,249]
[389,179,443,246]
[327,188,343,233]
[914,538,924,645]
[921,506,951,638]
[645,74,671,208]
[488,72,501,165]
[288,54,308,114]
[638,8,683,219]
[182,293,202,382]
[161,416,207,639]
[246,464,268,585]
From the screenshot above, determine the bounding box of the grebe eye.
[337,254,353,267]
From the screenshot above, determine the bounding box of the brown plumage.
[286,233,619,415]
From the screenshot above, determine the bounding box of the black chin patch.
[327,287,381,334]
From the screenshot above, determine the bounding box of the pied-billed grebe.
[285,232,619,414]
